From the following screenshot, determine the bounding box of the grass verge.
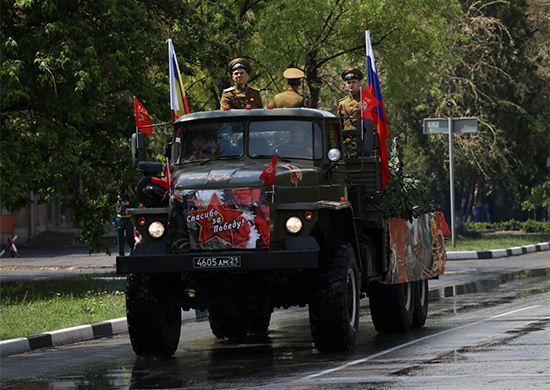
[0,275,126,341]
[452,233,549,252]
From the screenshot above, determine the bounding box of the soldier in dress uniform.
[272,68,310,108]
[337,67,364,131]
[220,58,263,109]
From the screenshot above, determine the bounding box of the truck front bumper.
[116,237,320,275]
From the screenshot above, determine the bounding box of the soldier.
[272,68,310,108]
[337,67,364,131]
[220,58,263,109]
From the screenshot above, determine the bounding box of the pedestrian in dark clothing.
[484,185,496,224]
[113,196,134,256]
[473,183,485,223]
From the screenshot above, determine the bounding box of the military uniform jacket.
[337,91,361,131]
[272,89,310,108]
[220,85,263,109]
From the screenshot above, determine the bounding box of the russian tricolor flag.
[169,38,190,120]
[365,27,389,189]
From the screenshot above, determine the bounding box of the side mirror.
[357,119,374,156]
[132,132,146,168]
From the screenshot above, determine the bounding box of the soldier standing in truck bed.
[337,67,364,131]
[220,58,263,110]
[272,68,310,108]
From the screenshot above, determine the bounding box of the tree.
[1,0,170,252]
[395,0,549,225]
[251,0,457,109]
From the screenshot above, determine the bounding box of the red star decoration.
[188,193,245,246]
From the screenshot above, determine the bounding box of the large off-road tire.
[368,280,414,334]
[126,274,182,357]
[309,242,360,352]
[208,306,248,340]
[412,279,429,328]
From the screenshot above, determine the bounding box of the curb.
[0,310,197,358]
[2,242,548,358]
[446,241,550,260]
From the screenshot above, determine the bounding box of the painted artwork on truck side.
[385,211,449,284]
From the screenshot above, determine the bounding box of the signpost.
[423,117,478,247]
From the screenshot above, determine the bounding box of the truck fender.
[316,207,362,277]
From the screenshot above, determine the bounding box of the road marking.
[298,305,541,381]
[490,305,540,318]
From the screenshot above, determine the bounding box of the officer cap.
[229,58,251,74]
[283,68,305,85]
[341,68,363,81]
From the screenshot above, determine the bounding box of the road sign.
[423,118,478,134]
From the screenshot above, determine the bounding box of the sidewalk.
[1,240,549,357]
[0,246,118,282]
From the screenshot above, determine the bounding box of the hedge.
[467,219,550,233]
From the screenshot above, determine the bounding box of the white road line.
[298,305,542,382]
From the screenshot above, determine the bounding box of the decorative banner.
[183,189,270,250]
[282,164,303,187]
[385,212,448,284]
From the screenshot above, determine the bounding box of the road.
[1,251,549,389]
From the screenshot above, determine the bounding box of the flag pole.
[168,24,176,123]
[133,95,139,135]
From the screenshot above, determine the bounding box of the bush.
[468,219,550,233]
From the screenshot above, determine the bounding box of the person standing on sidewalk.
[113,196,135,256]
[473,183,486,223]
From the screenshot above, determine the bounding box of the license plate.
[193,256,241,268]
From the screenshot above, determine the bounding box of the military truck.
[116,108,448,357]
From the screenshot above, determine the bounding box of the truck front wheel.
[368,280,414,333]
[309,242,360,352]
[126,274,182,357]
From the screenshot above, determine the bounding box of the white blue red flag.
[169,38,190,119]
[365,27,389,188]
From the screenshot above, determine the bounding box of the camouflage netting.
[370,138,443,221]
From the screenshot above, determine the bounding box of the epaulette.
[339,96,348,102]
[223,87,235,93]
[248,86,260,92]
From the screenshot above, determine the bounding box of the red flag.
[133,97,153,135]
[360,88,379,121]
[260,152,277,188]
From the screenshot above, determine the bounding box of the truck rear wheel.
[309,242,360,352]
[248,313,271,336]
[368,280,414,333]
[208,306,248,340]
[126,274,182,357]
[412,279,428,328]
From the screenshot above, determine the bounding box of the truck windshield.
[174,122,244,163]
[249,120,323,160]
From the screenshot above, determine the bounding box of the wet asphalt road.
[1,249,549,389]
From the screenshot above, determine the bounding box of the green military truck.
[116,108,448,357]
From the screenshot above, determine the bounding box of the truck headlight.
[148,221,165,238]
[285,216,303,234]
